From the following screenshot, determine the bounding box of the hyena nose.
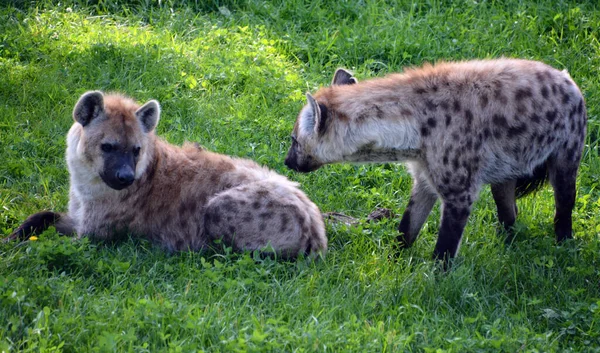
[116,168,135,185]
[284,156,297,171]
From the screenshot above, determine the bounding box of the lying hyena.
[9,91,327,259]
[285,58,586,263]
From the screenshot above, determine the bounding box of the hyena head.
[72,91,160,190]
[284,68,357,173]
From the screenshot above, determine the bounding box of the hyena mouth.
[100,171,135,190]
[284,156,322,173]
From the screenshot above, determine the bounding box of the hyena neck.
[337,112,422,164]
[342,145,423,163]
[318,85,422,164]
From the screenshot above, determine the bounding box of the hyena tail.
[515,163,549,199]
[5,211,75,242]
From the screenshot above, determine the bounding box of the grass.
[1,0,599,351]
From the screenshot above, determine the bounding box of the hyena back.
[285,59,586,263]
[9,91,327,259]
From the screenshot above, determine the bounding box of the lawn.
[1,0,599,352]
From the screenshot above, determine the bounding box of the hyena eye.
[133,146,141,157]
[100,143,114,153]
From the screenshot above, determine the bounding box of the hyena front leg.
[397,175,438,248]
[433,186,480,263]
[547,156,579,242]
[490,180,518,232]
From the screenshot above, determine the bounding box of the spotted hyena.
[285,59,586,263]
[9,91,327,259]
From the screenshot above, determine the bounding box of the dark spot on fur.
[414,87,427,94]
[480,94,489,109]
[465,110,473,125]
[228,226,236,235]
[515,87,533,101]
[280,214,289,232]
[442,155,449,165]
[483,128,491,139]
[440,101,449,110]
[492,114,508,128]
[427,117,437,128]
[516,104,527,114]
[577,99,584,115]
[536,133,544,144]
[453,99,461,112]
[540,86,549,99]
[507,123,527,139]
[546,110,557,123]
[259,212,272,218]
[531,113,541,123]
[552,84,558,95]
[445,114,452,126]
[425,100,437,111]
[535,71,545,83]
[452,157,460,169]
[420,125,430,137]
[494,88,507,103]
[465,138,472,150]
[252,201,261,209]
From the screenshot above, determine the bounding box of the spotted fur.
[285,59,586,263]
[9,91,327,259]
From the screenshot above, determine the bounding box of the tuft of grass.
[1,1,599,352]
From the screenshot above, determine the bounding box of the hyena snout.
[101,153,136,190]
[284,150,322,173]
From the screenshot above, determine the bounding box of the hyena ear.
[332,68,357,86]
[73,91,104,127]
[305,93,323,135]
[136,100,161,133]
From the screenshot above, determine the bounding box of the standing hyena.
[9,91,327,259]
[284,58,586,263]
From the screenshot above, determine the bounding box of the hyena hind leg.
[204,181,326,259]
[397,176,438,249]
[490,180,518,233]
[547,157,579,242]
[6,211,75,242]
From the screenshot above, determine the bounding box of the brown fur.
[9,91,327,259]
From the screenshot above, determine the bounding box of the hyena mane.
[8,91,327,260]
[285,58,587,265]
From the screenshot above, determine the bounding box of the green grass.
[1,0,600,351]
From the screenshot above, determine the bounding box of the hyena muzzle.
[285,59,587,264]
[8,91,327,259]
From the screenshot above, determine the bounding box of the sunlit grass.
[1,1,599,352]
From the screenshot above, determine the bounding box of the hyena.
[285,58,586,263]
[9,91,327,259]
